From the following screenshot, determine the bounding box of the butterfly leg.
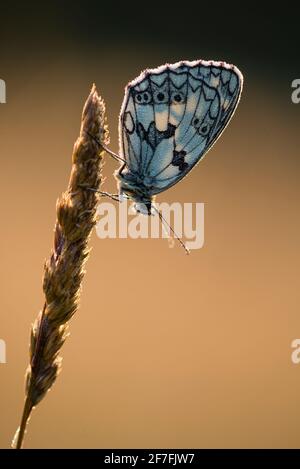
[85,131,126,164]
[78,184,122,202]
[98,191,122,202]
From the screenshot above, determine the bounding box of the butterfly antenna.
[86,131,126,164]
[153,206,190,255]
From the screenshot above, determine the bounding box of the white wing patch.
[119,60,243,195]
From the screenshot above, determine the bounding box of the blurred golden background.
[0,3,299,448]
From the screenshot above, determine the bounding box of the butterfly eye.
[198,123,210,136]
[136,93,142,103]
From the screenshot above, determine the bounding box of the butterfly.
[112,59,243,215]
[97,60,243,252]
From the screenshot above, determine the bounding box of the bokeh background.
[0,3,299,448]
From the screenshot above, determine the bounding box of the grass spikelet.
[12,85,109,449]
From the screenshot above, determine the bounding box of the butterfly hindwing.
[119,60,243,194]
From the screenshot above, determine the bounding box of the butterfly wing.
[119,60,243,194]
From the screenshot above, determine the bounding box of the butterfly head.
[133,200,153,215]
[121,186,154,215]
[116,167,155,215]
